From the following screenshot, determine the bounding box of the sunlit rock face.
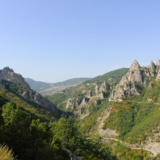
[110,60,160,101]
[0,67,30,89]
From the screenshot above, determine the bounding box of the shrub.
[0,144,16,160]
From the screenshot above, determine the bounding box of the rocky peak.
[129,60,140,71]
[110,60,160,100]
[0,67,30,89]
[149,61,156,70]
[2,67,14,73]
[127,60,142,84]
[156,60,160,67]
[149,61,156,77]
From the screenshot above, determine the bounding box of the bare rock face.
[127,60,142,83]
[66,98,73,110]
[21,91,57,112]
[87,91,92,98]
[0,67,30,89]
[110,60,160,100]
[0,67,57,112]
[95,81,108,99]
[156,69,160,81]
[99,81,107,92]
[149,61,156,77]
[34,92,57,112]
[156,60,160,67]
[95,85,99,95]
[81,97,89,106]
[110,60,142,100]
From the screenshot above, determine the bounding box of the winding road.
[87,137,156,155]
[103,138,156,155]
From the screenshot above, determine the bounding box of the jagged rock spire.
[149,61,156,69]
[149,61,156,77]
[156,60,160,67]
[2,67,14,72]
[130,60,140,71]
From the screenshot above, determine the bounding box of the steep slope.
[79,60,160,156]
[25,77,91,95]
[46,68,128,112]
[0,67,30,89]
[45,60,160,157]
[0,67,61,118]
[110,60,160,101]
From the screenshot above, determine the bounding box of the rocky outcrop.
[87,91,92,98]
[148,61,156,77]
[66,98,73,110]
[127,60,142,83]
[99,81,107,92]
[110,60,142,100]
[0,67,57,112]
[0,67,30,89]
[76,98,81,106]
[95,81,108,99]
[156,69,160,81]
[109,60,160,100]
[156,60,160,67]
[81,97,89,106]
[22,91,57,112]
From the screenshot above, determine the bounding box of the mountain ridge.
[25,77,91,95]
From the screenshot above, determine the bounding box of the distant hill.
[46,68,129,110]
[25,77,91,95]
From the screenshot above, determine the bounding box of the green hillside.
[25,78,51,91]
[25,77,91,95]
[0,81,117,160]
[46,68,129,110]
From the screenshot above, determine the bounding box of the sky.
[0,0,160,83]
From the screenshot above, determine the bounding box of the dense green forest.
[0,95,116,160]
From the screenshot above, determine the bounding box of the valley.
[0,60,160,159]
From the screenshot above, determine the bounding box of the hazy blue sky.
[0,0,160,82]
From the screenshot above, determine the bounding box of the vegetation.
[0,92,116,159]
[46,68,129,111]
[0,145,16,160]
[25,78,90,92]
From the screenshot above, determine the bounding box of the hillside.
[25,77,91,95]
[46,60,160,159]
[46,68,129,111]
[0,67,118,160]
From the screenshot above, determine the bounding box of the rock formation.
[95,81,108,99]
[156,60,160,67]
[66,98,73,110]
[81,97,89,106]
[0,67,57,112]
[21,91,57,112]
[156,69,160,81]
[110,60,160,100]
[148,61,156,77]
[0,67,30,89]
[87,91,92,98]
[76,98,81,106]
